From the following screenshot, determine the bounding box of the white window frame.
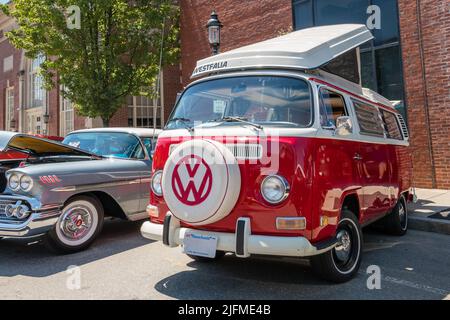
[28,55,46,109]
[127,72,164,128]
[59,87,74,136]
[5,86,14,131]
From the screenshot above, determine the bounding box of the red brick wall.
[163,64,182,123]
[398,0,450,189]
[0,37,22,132]
[180,0,293,86]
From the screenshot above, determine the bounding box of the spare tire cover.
[162,139,241,225]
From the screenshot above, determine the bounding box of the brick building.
[1,1,449,188]
[0,11,182,137]
[179,0,449,189]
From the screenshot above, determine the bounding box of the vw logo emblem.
[172,155,213,206]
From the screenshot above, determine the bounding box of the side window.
[130,142,145,159]
[319,88,347,127]
[381,110,403,140]
[352,100,385,137]
[141,137,154,157]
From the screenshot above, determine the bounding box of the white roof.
[192,24,373,78]
[70,127,161,137]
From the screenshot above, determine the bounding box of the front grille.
[0,198,29,223]
[169,143,263,160]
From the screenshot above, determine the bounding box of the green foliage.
[2,0,179,125]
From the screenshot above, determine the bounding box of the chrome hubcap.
[60,206,93,240]
[335,229,352,262]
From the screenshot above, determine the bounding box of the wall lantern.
[206,10,222,55]
[43,114,50,124]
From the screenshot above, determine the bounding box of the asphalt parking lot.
[0,219,449,300]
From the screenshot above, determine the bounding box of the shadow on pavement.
[0,218,152,278]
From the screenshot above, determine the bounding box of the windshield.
[166,76,312,129]
[63,132,144,159]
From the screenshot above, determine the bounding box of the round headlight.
[261,175,290,204]
[8,174,20,191]
[151,170,163,196]
[20,175,33,192]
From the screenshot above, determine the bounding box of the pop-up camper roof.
[191,24,373,80]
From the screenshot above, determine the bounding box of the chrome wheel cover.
[55,200,99,246]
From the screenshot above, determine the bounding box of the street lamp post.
[206,10,222,55]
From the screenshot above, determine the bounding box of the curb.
[409,215,450,236]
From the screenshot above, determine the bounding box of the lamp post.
[206,10,222,55]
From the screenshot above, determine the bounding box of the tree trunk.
[102,117,110,127]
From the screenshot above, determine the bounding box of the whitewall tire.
[45,195,104,254]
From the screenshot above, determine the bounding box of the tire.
[45,195,104,254]
[187,250,226,262]
[381,195,408,236]
[310,210,363,283]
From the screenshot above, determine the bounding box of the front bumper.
[0,195,61,238]
[140,213,337,258]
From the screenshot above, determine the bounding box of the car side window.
[129,142,145,159]
[381,110,403,140]
[319,88,347,128]
[141,137,154,157]
[352,100,385,137]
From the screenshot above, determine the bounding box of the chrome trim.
[260,175,290,204]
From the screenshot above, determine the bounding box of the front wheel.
[310,210,363,283]
[45,195,104,254]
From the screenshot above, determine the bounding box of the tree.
[1,0,179,126]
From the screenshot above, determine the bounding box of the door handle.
[353,153,362,161]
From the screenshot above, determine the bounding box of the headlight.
[261,175,290,204]
[8,174,20,191]
[20,175,33,192]
[151,170,163,196]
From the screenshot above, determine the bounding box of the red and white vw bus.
[141,24,412,282]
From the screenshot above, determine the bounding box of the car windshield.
[63,132,144,159]
[166,76,312,129]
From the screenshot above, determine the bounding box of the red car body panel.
[150,134,412,243]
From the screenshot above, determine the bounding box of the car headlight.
[8,174,20,191]
[20,175,33,192]
[151,170,163,196]
[261,175,290,204]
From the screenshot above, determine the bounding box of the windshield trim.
[165,71,315,130]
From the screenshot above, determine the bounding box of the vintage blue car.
[0,128,160,253]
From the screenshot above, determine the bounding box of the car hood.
[0,131,97,158]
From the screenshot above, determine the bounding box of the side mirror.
[335,116,353,136]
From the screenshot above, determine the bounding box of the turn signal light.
[276,217,306,230]
[146,204,159,218]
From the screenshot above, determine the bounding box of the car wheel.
[310,209,363,283]
[187,251,226,262]
[45,195,104,254]
[381,195,408,236]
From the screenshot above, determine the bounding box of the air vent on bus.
[169,143,262,160]
[396,114,409,140]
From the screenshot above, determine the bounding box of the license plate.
[183,232,218,258]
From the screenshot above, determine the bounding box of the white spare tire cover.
[162,139,241,225]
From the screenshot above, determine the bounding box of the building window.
[292,0,406,121]
[127,73,164,128]
[28,55,45,109]
[5,87,14,131]
[60,93,74,136]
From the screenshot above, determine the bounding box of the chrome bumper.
[0,195,61,238]
[140,213,337,258]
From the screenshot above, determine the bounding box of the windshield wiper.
[166,117,194,132]
[211,116,263,130]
